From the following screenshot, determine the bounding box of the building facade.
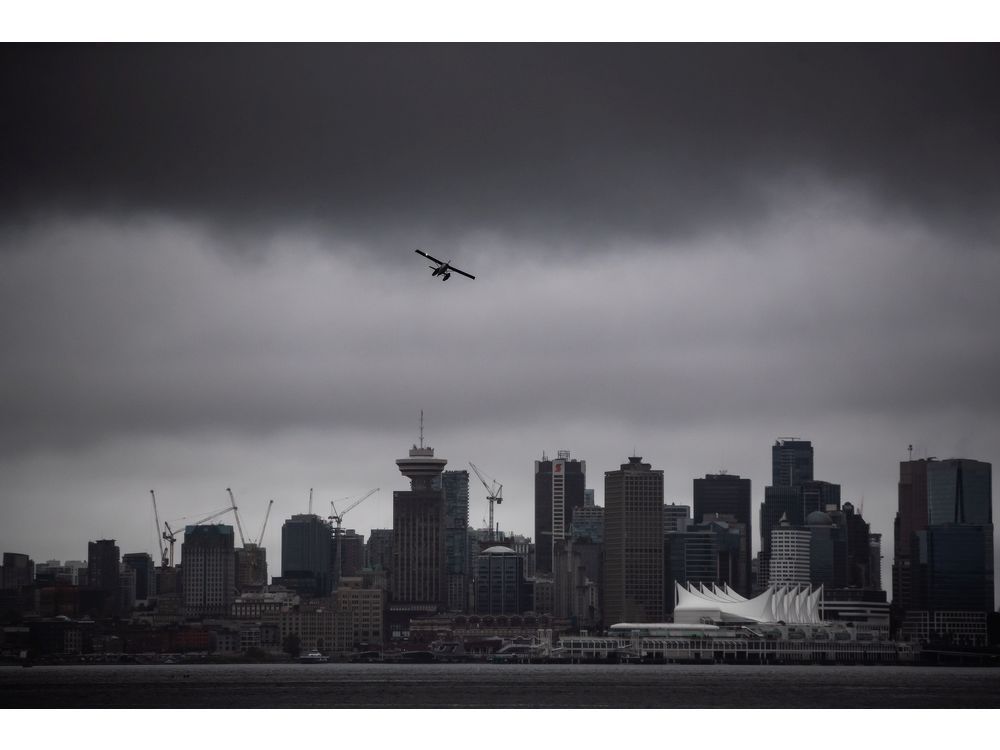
[442,469,470,612]
[534,451,586,576]
[181,524,236,618]
[474,546,531,616]
[280,514,333,597]
[693,473,752,596]
[392,438,448,612]
[604,456,664,625]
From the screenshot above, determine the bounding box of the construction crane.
[150,490,168,568]
[329,488,379,587]
[255,499,274,546]
[162,505,236,567]
[226,488,248,548]
[163,522,178,568]
[469,462,503,541]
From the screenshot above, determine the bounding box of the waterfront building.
[604,456,664,625]
[768,516,811,585]
[87,540,121,616]
[442,469,470,612]
[868,533,883,591]
[694,473,752,596]
[772,438,814,487]
[665,517,746,612]
[927,458,992,525]
[337,576,385,646]
[474,545,532,615]
[231,590,299,621]
[334,529,365,584]
[552,538,601,627]
[392,431,448,614]
[663,503,690,534]
[892,458,934,617]
[1,553,35,590]
[820,588,891,640]
[800,480,841,516]
[280,513,333,597]
[235,544,268,590]
[531,576,553,615]
[365,528,393,572]
[805,511,848,589]
[118,564,137,611]
[674,581,822,624]
[181,524,236,617]
[534,451,586,576]
[122,552,156,601]
[570,504,604,543]
[892,456,994,643]
[279,598,353,655]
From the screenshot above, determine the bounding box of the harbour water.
[3,663,1000,708]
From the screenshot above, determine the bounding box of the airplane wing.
[415,248,445,266]
[448,266,476,280]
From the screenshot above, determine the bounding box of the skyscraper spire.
[420,409,424,449]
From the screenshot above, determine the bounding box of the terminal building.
[556,582,912,664]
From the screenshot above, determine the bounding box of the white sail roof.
[674,582,822,625]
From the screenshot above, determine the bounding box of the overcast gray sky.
[2,44,998,597]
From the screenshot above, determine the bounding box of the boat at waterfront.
[298,650,329,663]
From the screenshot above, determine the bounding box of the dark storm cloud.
[2,44,999,248]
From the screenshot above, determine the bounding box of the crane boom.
[329,488,379,588]
[341,487,379,517]
[469,462,503,541]
[226,488,248,547]
[256,499,274,546]
[163,521,178,567]
[150,490,167,568]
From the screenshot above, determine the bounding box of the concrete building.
[1,553,35,590]
[181,524,236,618]
[87,540,121,615]
[235,544,268,590]
[693,473,752,596]
[534,451,586,576]
[927,458,992,525]
[604,456,664,625]
[570,504,604,543]
[663,503,691,534]
[442,469,470,612]
[772,438,814,488]
[333,529,365,587]
[365,528,393,572]
[892,456,994,641]
[392,433,448,614]
[768,516,811,586]
[805,510,848,589]
[474,546,532,616]
[122,552,156,601]
[553,538,602,627]
[280,513,332,597]
[892,457,934,618]
[279,598,353,656]
[664,517,746,613]
[337,577,385,647]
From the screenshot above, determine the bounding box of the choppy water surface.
[2,663,999,708]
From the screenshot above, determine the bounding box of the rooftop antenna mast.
[419,410,424,449]
[908,444,913,462]
[308,487,313,515]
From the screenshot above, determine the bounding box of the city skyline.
[2,44,1000,604]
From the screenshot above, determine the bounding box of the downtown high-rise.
[534,450,586,576]
[392,434,448,615]
[604,456,664,625]
[693,472,752,596]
